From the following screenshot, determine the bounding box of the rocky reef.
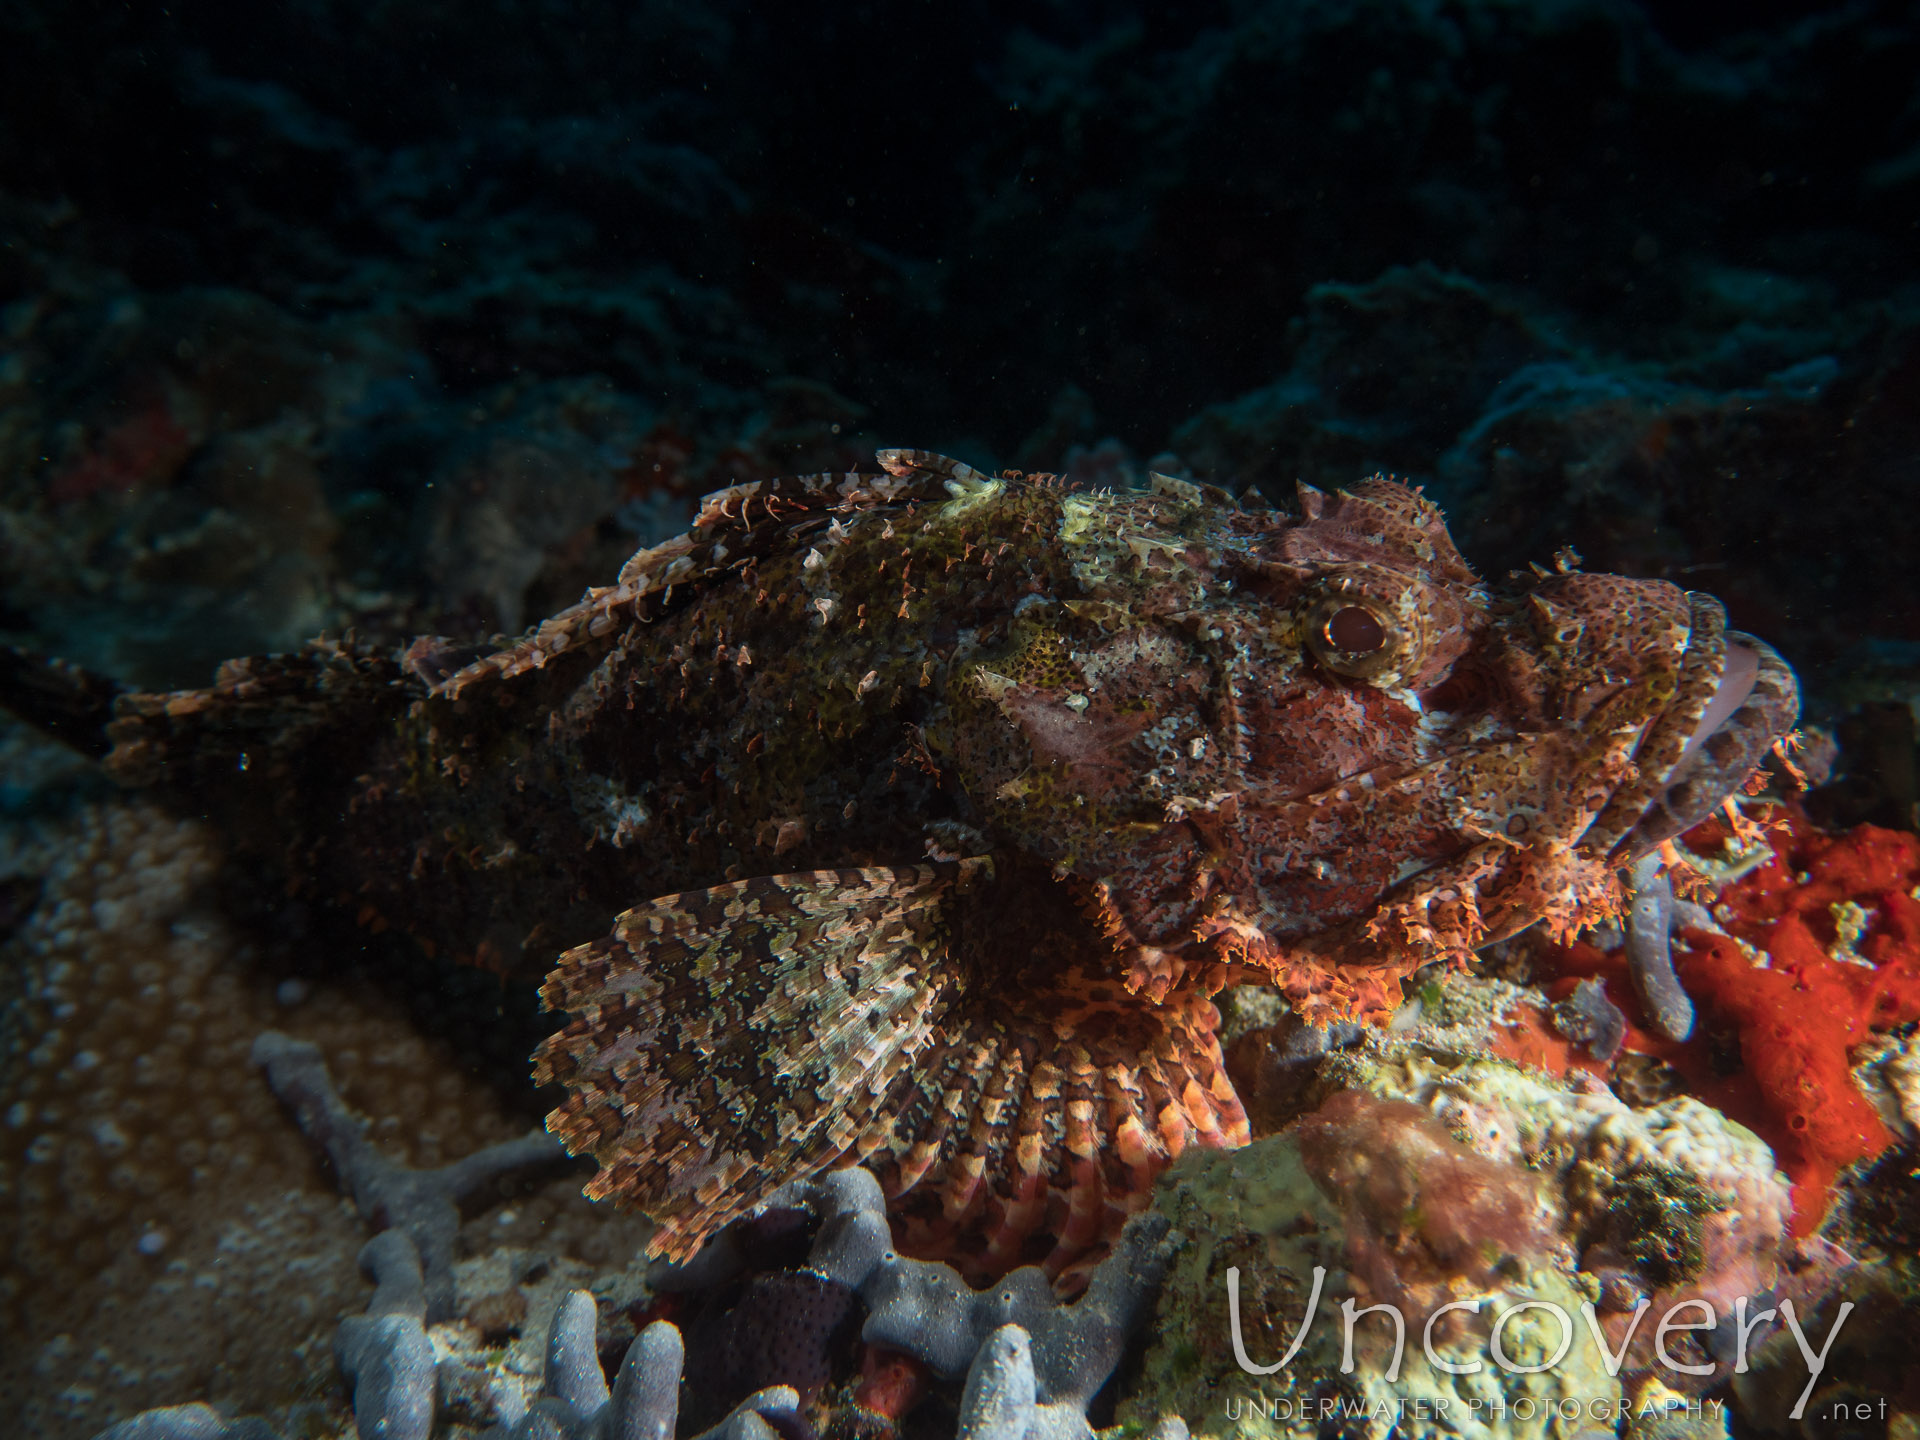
[1124,836,1919,1439]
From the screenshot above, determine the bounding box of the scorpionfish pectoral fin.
[533,857,1250,1278]
[533,860,988,1262]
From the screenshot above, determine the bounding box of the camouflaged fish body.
[91,449,1798,1277]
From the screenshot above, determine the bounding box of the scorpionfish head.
[942,475,1797,1023]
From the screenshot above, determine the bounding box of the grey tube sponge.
[957,1326,1038,1440]
[645,1167,895,1298]
[88,1232,439,1440]
[1627,854,1696,1042]
[693,1388,801,1440]
[801,1166,894,1287]
[954,1315,1181,1440]
[544,1290,614,1415]
[100,1032,1175,1440]
[251,1029,568,1322]
[333,1230,436,1440]
[94,1034,573,1440]
[483,1304,781,1440]
[1624,853,1730,1045]
[609,1321,686,1440]
[650,1158,1175,1426]
[93,1180,1174,1440]
[858,1211,1173,1407]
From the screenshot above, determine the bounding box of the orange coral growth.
[1534,808,1920,1231]
[1672,810,1920,1227]
[1484,999,1613,1080]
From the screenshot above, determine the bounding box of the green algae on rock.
[1119,1094,1623,1440]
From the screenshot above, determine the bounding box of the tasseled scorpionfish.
[9,450,1799,1278]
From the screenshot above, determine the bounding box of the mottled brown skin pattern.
[99,451,1797,1282]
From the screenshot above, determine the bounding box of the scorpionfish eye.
[1301,570,1428,686]
[1325,605,1385,655]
